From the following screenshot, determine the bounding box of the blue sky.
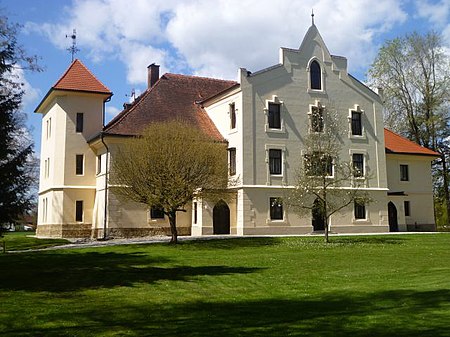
[2,0,450,155]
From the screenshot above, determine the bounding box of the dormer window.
[310,60,321,90]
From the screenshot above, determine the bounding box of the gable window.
[150,206,165,219]
[76,112,84,133]
[351,111,362,136]
[400,164,409,181]
[352,153,364,177]
[305,152,333,177]
[404,201,411,217]
[270,197,283,220]
[76,154,84,175]
[228,148,236,176]
[311,105,324,133]
[269,149,282,175]
[75,200,83,222]
[310,60,321,90]
[354,200,366,220]
[268,102,281,129]
[230,103,236,129]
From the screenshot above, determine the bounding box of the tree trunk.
[442,153,450,226]
[167,211,178,244]
[325,217,330,243]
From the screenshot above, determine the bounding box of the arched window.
[310,60,321,90]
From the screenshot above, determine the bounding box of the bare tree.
[287,104,370,243]
[367,31,450,226]
[110,120,231,244]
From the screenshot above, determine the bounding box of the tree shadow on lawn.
[6,289,450,337]
[0,251,262,292]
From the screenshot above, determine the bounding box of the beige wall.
[386,153,436,229]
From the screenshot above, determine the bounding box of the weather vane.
[66,29,80,62]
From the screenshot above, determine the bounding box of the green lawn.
[0,232,70,251]
[1,234,449,336]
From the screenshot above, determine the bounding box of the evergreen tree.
[0,15,38,232]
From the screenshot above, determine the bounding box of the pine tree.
[0,15,37,233]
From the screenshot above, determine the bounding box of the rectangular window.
[230,103,236,129]
[76,154,84,175]
[43,198,48,223]
[193,202,198,224]
[228,148,236,176]
[97,155,102,174]
[305,152,332,176]
[76,112,84,133]
[311,106,324,133]
[404,201,410,216]
[351,111,362,136]
[352,153,364,177]
[270,197,283,220]
[75,200,83,222]
[150,206,165,219]
[269,149,282,175]
[400,164,409,181]
[354,200,366,220]
[268,103,281,129]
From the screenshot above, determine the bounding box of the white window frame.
[306,58,326,94]
[264,95,285,133]
[348,104,366,139]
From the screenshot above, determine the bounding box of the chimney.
[147,63,160,88]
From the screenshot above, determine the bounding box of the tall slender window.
[351,111,362,136]
[230,103,236,129]
[97,155,102,174]
[270,198,283,220]
[193,202,198,224]
[400,164,409,181]
[76,154,84,175]
[228,148,236,176]
[310,60,321,90]
[268,102,281,129]
[76,112,84,133]
[269,149,282,175]
[354,200,366,220]
[404,201,411,216]
[75,200,83,222]
[352,153,364,177]
[311,105,324,133]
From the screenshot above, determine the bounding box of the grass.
[0,234,449,336]
[0,232,70,251]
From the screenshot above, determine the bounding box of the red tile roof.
[53,59,112,94]
[384,128,440,157]
[104,73,237,141]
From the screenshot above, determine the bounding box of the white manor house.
[36,23,440,238]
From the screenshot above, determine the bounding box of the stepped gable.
[53,59,112,94]
[384,129,440,157]
[104,73,237,140]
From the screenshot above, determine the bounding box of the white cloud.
[105,105,121,117]
[25,0,408,82]
[7,67,41,110]
[415,0,450,46]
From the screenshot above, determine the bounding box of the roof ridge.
[164,72,237,84]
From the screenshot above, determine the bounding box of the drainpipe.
[100,96,112,240]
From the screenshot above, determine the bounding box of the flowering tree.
[287,104,370,242]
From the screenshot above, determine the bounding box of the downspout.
[100,131,109,240]
[100,96,112,240]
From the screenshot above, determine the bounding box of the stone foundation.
[36,224,92,238]
[92,227,191,239]
[406,223,436,232]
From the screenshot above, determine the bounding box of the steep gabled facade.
[36,25,439,238]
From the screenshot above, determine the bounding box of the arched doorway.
[213,200,230,234]
[388,202,399,232]
[312,198,326,231]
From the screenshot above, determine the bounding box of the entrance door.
[213,200,230,234]
[388,202,399,232]
[312,198,326,231]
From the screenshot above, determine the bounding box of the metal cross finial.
[66,29,80,62]
[311,9,315,25]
